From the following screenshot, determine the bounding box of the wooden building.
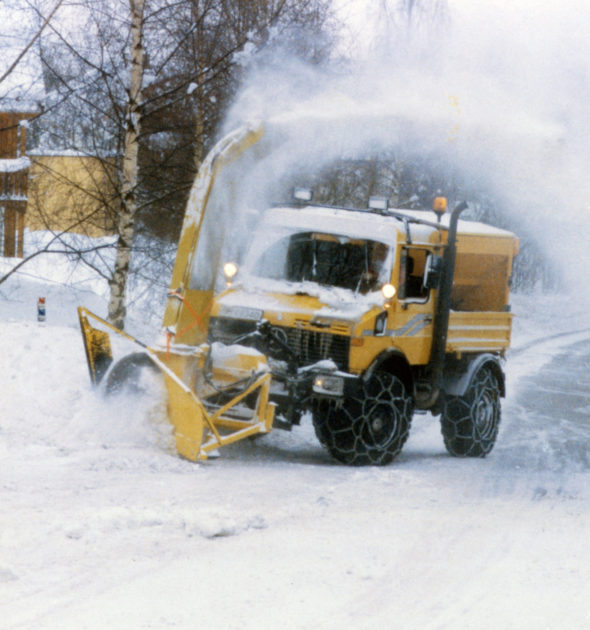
[0,112,115,253]
[26,153,116,238]
[0,111,35,257]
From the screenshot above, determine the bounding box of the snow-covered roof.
[0,157,31,173]
[28,150,92,158]
[263,205,402,244]
[395,208,517,239]
[260,204,517,248]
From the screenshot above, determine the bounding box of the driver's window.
[400,248,429,301]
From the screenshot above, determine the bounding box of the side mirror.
[423,254,443,290]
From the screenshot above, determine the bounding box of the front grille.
[209,317,351,371]
[275,326,350,371]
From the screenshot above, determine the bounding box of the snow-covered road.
[2,283,590,629]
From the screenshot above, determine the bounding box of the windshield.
[248,231,393,295]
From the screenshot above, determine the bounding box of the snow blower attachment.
[78,124,277,462]
[78,306,275,461]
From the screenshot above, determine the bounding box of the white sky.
[332,0,578,46]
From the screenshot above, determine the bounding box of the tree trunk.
[192,0,205,173]
[108,0,145,329]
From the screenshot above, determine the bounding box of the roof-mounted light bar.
[368,196,389,213]
[293,187,313,203]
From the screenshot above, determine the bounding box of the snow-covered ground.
[2,241,590,629]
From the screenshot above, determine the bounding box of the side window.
[399,247,429,301]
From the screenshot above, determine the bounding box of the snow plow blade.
[77,306,276,461]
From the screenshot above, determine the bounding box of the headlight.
[382,283,396,299]
[313,373,344,397]
[223,262,238,285]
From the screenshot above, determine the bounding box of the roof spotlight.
[293,187,313,202]
[369,196,389,213]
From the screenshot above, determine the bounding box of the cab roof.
[265,204,517,245]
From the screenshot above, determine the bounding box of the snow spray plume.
[215,2,590,292]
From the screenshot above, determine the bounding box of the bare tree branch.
[0,0,65,87]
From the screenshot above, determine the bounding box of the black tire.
[104,352,161,396]
[312,371,413,466]
[441,365,501,457]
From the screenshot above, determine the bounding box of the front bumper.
[266,366,362,427]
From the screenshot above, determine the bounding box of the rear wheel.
[312,371,413,466]
[441,365,501,457]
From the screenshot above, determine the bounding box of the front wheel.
[440,365,501,457]
[312,371,413,466]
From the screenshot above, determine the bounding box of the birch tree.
[107,0,146,329]
[31,0,335,328]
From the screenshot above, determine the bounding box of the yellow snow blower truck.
[79,123,519,465]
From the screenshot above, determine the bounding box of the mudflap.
[78,306,113,385]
